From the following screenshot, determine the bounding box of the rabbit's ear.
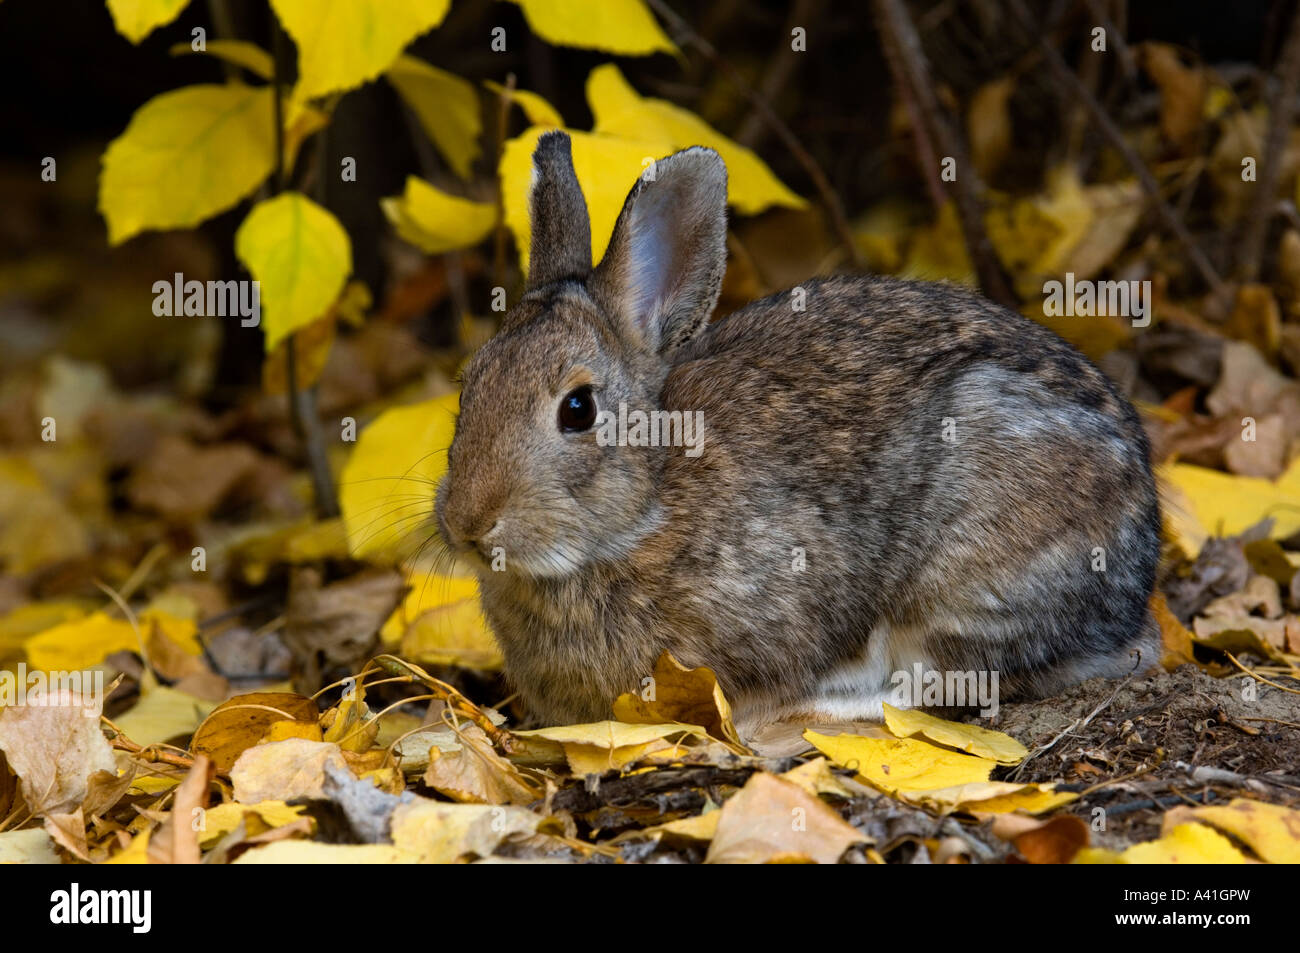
[526,131,593,289]
[590,147,727,353]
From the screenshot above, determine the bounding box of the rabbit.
[435,129,1162,735]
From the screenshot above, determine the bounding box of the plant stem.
[271,14,339,518]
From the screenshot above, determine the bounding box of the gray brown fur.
[437,130,1161,732]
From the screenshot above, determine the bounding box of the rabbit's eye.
[558,386,597,433]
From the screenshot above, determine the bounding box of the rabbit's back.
[650,276,1159,725]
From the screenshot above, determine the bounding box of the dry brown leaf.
[147,753,214,864]
[191,691,320,775]
[422,724,539,805]
[126,434,261,523]
[612,651,747,752]
[704,772,865,864]
[1141,42,1207,153]
[231,738,352,804]
[283,567,406,693]
[0,688,114,815]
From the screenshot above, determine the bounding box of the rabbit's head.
[436,131,728,578]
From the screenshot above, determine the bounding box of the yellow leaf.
[1170,798,1300,864]
[514,721,700,774]
[270,0,451,101]
[612,651,746,752]
[141,608,202,655]
[1161,458,1300,558]
[905,781,1077,815]
[105,830,153,864]
[399,596,502,671]
[199,800,309,847]
[100,83,275,245]
[339,393,458,561]
[501,125,674,277]
[386,56,482,179]
[882,703,1028,765]
[508,0,676,56]
[382,572,479,641]
[235,192,352,352]
[107,0,191,44]
[169,39,273,79]
[381,176,497,255]
[388,799,537,863]
[901,201,975,285]
[485,81,564,127]
[111,685,215,747]
[0,601,88,661]
[25,612,140,672]
[0,456,91,575]
[1076,823,1249,864]
[587,64,805,216]
[804,730,994,794]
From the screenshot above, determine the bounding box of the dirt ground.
[985,664,1300,848]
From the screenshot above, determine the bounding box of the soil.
[985,664,1300,847]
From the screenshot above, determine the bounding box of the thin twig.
[1011,672,1135,782]
[271,16,339,518]
[872,0,1017,307]
[1236,0,1300,282]
[645,0,863,268]
[1005,0,1228,303]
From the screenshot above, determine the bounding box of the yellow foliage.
[507,0,677,56]
[804,731,995,793]
[339,392,459,561]
[234,192,352,352]
[486,81,565,128]
[882,703,1028,764]
[1161,457,1300,557]
[386,57,482,179]
[169,39,273,79]
[99,84,275,245]
[1076,823,1249,864]
[381,176,497,255]
[587,64,806,215]
[106,0,191,44]
[270,0,451,101]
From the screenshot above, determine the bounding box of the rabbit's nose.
[444,506,502,550]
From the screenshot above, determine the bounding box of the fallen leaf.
[704,772,865,864]
[0,688,114,815]
[230,738,352,804]
[191,691,320,775]
[881,703,1027,764]
[613,651,747,752]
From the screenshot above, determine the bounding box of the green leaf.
[99,83,276,245]
[106,0,192,44]
[386,56,482,179]
[382,176,497,255]
[270,0,451,101]
[507,0,676,56]
[234,193,352,352]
